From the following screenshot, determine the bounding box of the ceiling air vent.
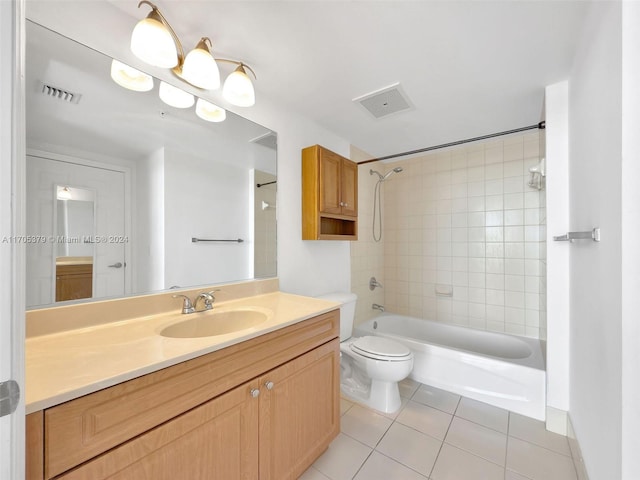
[250,131,277,150]
[353,82,413,119]
[39,82,82,104]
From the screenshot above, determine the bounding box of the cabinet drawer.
[44,309,339,478]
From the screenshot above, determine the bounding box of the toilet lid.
[351,336,411,359]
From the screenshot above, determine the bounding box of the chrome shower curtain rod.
[357,121,546,165]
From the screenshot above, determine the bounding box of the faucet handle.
[172,294,195,314]
[205,289,221,302]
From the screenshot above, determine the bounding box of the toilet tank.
[316,292,357,341]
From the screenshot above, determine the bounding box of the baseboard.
[567,414,590,480]
[546,406,568,435]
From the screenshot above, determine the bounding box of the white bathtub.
[354,313,546,420]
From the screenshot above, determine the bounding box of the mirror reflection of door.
[26,155,128,307]
[55,186,95,301]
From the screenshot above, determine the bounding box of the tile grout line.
[426,395,461,479]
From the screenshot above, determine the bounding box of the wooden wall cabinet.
[302,145,358,240]
[26,310,340,480]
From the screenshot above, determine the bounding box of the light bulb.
[181,38,220,90]
[195,98,226,122]
[222,65,255,107]
[130,12,178,68]
[159,81,195,108]
[57,186,72,200]
[110,59,154,92]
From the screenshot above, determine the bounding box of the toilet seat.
[350,336,412,362]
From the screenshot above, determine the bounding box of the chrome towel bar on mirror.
[191,237,244,243]
[553,227,600,242]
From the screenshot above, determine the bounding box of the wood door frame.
[26,148,133,299]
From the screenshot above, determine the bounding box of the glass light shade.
[195,98,226,122]
[159,81,195,108]
[130,15,178,68]
[182,46,220,90]
[110,59,154,92]
[222,66,255,107]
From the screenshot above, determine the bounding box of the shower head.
[370,166,403,182]
[382,166,404,180]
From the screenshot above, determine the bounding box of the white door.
[1,1,24,478]
[26,155,127,307]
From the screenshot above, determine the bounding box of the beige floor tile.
[431,444,504,480]
[341,404,393,447]
[506,437,577,480]
[412,384,461,414]
[505,470,533,480]
[354,451,429,480]
[455,397,509,433]
[509,413,571,456]
[445,416,507,466]
[298,466,332,480]
[312,433,372,480]
[397,400,453,440]
[399,377,421,398]
[340,397,354,416]
[376,422,442,476]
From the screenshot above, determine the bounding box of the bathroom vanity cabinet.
[302,144,358,240]
[26,310,340,480]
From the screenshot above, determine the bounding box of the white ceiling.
[108,1,589,158]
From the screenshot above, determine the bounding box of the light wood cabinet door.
[319,149,342,214]
[340,159,358,217]
[57,380,260,480]
[259,339,340,480]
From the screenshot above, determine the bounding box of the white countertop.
[26,292,338,414]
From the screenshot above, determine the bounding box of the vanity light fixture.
[130,0,257,107]
[222,63,256,107]
[110,59,154,92]
[195,98,226,123]
[57,186,72,200]
[159,81,195,108]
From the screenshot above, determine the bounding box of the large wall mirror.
[25,20,277,309]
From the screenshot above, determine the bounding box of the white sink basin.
[160,309,269,338]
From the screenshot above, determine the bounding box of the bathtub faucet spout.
[372,304,385,312]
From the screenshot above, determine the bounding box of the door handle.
[108,262,123,268]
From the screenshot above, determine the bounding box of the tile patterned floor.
[300,380,577,480]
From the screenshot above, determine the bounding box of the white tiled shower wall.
[352,132,547,339]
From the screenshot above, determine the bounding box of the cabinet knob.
[265,381,274,390]
[250,388,260,398]
[343,203,348,207]
[339,202,344,207]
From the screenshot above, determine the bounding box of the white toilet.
[317,292,413,413]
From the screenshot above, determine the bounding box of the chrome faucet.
[194,291,215,312]
[372,303,385,312]
[173,290,220,314]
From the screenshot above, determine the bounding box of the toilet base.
[340,358,405,413]
[341,380,402,414]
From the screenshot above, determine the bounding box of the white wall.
[544,81,570,430]
[134,148,164,293]
[621,2,640,477]
[26,0,352,298]
[164,147,252,287]
[568,2,622,479]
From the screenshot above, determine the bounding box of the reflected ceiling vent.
[39,81,82,104]
[353,82,413,119]
[250,131,277,150]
